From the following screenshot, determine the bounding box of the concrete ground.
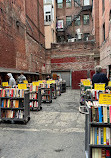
[0,89,85,158]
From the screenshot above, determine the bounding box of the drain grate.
[54,149,64,152]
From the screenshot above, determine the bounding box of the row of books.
[41,89,50,95]
[42,96,50,101]
[29,84,39,92]
[29,101,38,108]
[30,93,38,100]
[92,148,111,158]
[91,104,111,123]
[40,83,50,88]
[90,127,111,145]
[1,99,23,108]
[1,110,24,119]
[0,88,25,98]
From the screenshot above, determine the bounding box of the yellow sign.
[38,80,43,83]
[99,93,111,104]
[94,83,105,91]
[32,82,39,86]
[108,81,111,87]
[51,80,55,84]
[82,80,91,86]
[47,81,51,84]
[2,82,8,87]
[23,80,28,84]
[18,84,27,89]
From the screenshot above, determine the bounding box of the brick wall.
[49,41,99,72]
[93,0,111,69]
[0,0,46,74]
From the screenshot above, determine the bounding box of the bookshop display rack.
[88,104,111,158]
[0,90,30,124]
[61,81,66,93]
[56,82,61,96]
[52,83,57,99]
[29,88,42,111]
[41,86,52,103]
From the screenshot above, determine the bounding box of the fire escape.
[57,0,92,42]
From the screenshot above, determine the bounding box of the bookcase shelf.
[89,144,111,148]
[29,88,41,111]
[41,86,52,103]
[52,83,57,99]
[61,81,66,93]
[0,89,30,124]
[89,122,111,127]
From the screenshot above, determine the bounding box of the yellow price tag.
[82,80,91,86]
[99,93,111,104]
[23,80,28,84]
[108,81,111,87]
[18,84,27,89]
[94,83,105,91]
[32,82,39,86]
[2,82,9,87]
[51,80,55,84]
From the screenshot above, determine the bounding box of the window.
[83,15,89,25]
[75,16,80,26]
[66,0,72,8]
[102,0,105,14]
[45,12,51,22]
[83,0,90,6]
[83,33,89,41]
[103,23,105,42]
[66,16,72,26]
[57,20,64,29]
[74,0,81,6]
[57,0,63,8]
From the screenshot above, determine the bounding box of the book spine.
[103,127,106,145]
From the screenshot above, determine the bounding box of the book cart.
[52,83,57,99]
[29,84,42,111]
[56,81,61,96]
[79,82,111,158]
[40,83,52,103]
[61,81,66,93]
[0,88,30,124]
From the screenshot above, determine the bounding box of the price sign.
[32,82,39,86]
[38,80,43,83]
[108,81,111,87]
[99,93,111,104]
[2,82,8,87]
[47,81,51,84]
[94,83,105,91]
[23,80,28,84]
[18,84,27,89]
[51,80,55,84]
[82,80,91,86]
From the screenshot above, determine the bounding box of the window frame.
[74,0,81,7]
[83,14,90,25]
[66,0,72,8]
[66,16,72,26]
[57,19,64,29]
[45,12,51,22]
[57,0,63,8]
[74,16,81,26]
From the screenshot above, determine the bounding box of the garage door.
[52,71,70,87]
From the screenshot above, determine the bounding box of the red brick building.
[93,0,111,80]
[0,0,45,82]
[56,0,94,42]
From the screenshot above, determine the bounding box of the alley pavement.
[0,89,85,158]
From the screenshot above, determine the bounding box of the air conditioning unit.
[68,38,76,42]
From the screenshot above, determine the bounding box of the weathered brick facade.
[50,41,99,72]
[0,0,45,74]
[93,0,111,74]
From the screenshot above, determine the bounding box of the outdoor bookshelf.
[52,83,57,99]
[83,99,111,158]
[0,88,30,124]
[61,81,66,93]
[41,86,52,103]
[29,87,42,111]
[56,81,61,96]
